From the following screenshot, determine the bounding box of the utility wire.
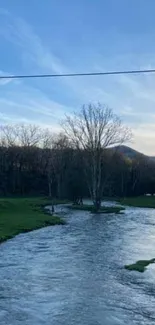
[1,68,155,79]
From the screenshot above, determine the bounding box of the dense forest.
[0,140,155,199]
[0,104,155,203]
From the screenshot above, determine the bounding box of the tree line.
[0,104,155,210]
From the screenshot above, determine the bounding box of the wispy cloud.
[0,86,70,124]
[0,9,73,129]
[0,9,68,75]
[0,70,13,86]
[1,8,155,154]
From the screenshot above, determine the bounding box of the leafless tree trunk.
[41,131,57,213]
[62,103,132,211]
[52,133,71,199]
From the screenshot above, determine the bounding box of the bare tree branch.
[62,103,132,211]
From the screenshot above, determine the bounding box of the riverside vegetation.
[0,197,65,243]
[125,258,155,272]
[1,102,155,261]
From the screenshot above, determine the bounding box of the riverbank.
[119,196,155,208]
[0,197,66,243]
[68,204,125,214]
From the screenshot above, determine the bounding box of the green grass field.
[1,196,155,245]
[0,197,65,243]
[119,196,155,208]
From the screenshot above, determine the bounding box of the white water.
[0,204,155,324]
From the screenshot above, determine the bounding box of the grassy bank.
[0,197,66,243]
[119,196,155,208]
[68,204,125,214]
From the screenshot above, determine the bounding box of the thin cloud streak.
[1,9,155,154]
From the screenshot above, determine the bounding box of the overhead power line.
[1,68,155,79]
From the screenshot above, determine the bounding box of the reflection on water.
[0,204,155,324]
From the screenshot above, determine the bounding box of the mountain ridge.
[115,145,155,161]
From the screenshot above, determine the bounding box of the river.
[0,203,155,324]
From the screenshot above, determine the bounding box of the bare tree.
[0,125,18,147]
[15,124,42,147]
[52,133,71,199]
[0,124,44,147]
[39,129,54,149]
[62,103,132,211]
[41,131,57,213]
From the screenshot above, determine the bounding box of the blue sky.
[0,1,155,154]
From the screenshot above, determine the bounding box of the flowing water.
[0,203,155,324]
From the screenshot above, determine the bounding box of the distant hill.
[115,145,155,161]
